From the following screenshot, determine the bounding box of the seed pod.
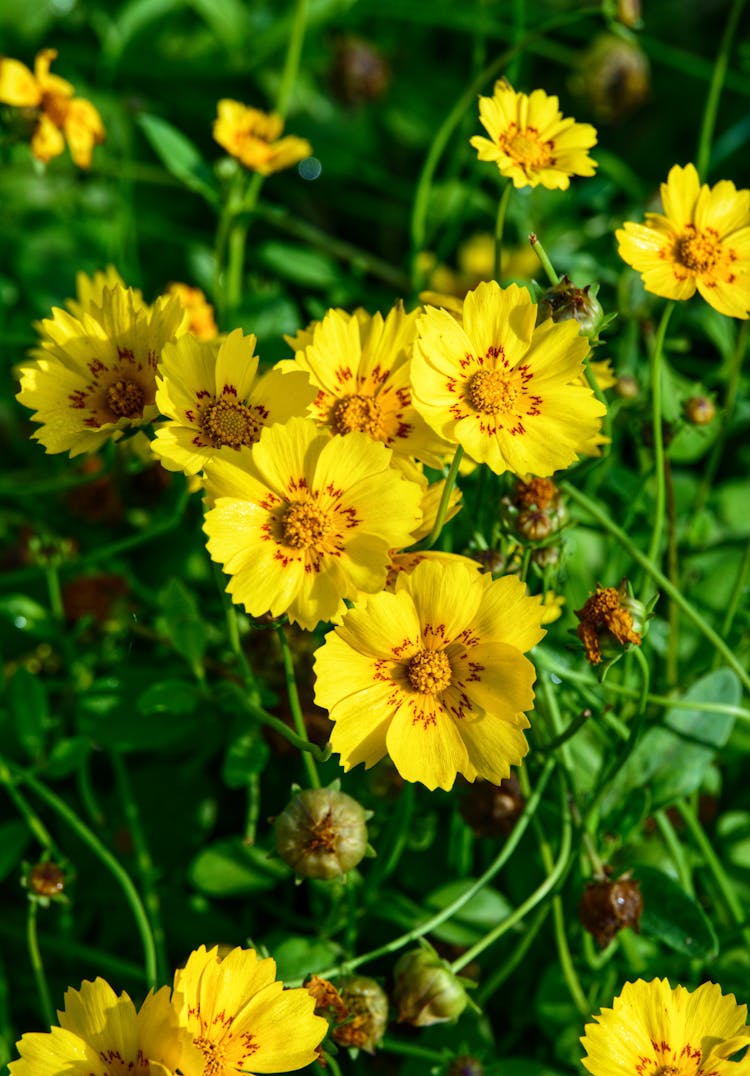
[537,275,604,339]
[684,396,716,426]
[333,976,389,1054]
[579,875,642,947]
[392,948,468,1027]
[274,785,371,880]
[460,774,524,838]
[28,861,66,898]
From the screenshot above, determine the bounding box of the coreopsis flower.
[314,558,545,790]
[580,979,750,1076]
[412,281,606,477]
[17,284,184,456]
[203,417,423,630]
[385,550,480,591]
[166,282,218,340]
[0,49,104,168]
[213,100,311,174]
[616,163,750,319]
[279,303,449,467]
[9,978,191,1076]
[65,267,142,320]
[152,329,316,475]
[174,945,327,1076]
[470,79,597,190]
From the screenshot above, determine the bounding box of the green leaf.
[256,242,340,290]
[222,730,270,788]
[137,114,219,207]
[423,879,512,946]
[187,0,248,55]
[157,578,207,674]
[7,667,48,761]
[636,865,718,958]
[0,821,31,882]
[189,837,289,896]
[100,0,184,64]
[717,811,750,870]
[43,737,90,779]
[137,679,200,716]
[270,936,342,981]
[600,669,740,816]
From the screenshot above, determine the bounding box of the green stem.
[561,481,750,695]
[529,232,559,286]
[0,759,55,850]
[675,800,749,943]
[719,534,750,646]
[475,903,550,1004]
[243,694,327,761]
[18,770,157,988]
[27,900,54,1027]
[536,706,592,754]
[110,752,168,985]
[275,625,321,788]
[303,759,556,984]
[412,445,464,550]
[380,1038,448,1063]
[245,773,261,844]
[665,456,680,687]
[695,0,748,179]
[654,810,694,896]
[275,0,308,118]
[694,320,748,517]
[646,302,676,569]
[493,181,512,281]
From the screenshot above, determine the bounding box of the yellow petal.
[0,56,41,106]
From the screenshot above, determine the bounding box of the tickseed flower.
[174,945,327,1076]
[9,977,190,1076]
[580,979,750,1076]
[575,581,645,666]
[203,417,423,630]
[314,558,545,790]
[213,100,311,174]
[470,78,597,190]
[166,282,218,340]
[280,303,449,467]
[17,284,184,456]
[152,329,316,475]
[616,163,750,319]
[412,281,606,477]
[0,49,104,168]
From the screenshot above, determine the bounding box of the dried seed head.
[537,275,604,338]
[579,875,642,947]
[28,861,66,898]
[575,580,646,665]
[460,774,524,837]
[333,977,389,1054]
[684,395,716,426]
[274,785,370,880]
[393,948,469,1027]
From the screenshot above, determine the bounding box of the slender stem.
[243,693,327,761]
[664,456,680,687]
[245,774,261,845]
[110,752,168,985]
[0,759,56,850]
[301,759,556,984]
[27,900,54,1027]
[44,565,65,623]
[719,534,750,646]
[695,0,748,179]
[18,770,157,988]
[675,800,749,943]
[412,445,464,551]
[529,232,559,286]
[694,320,748,516]
[275,625,321,788]
[536,707,592,754]
[380,1038,448,1063]
[646,302,676,569]
[654,810,694,896]
[493,181,512,281]
[275,0,308,117]
[475,903,550,1004]
[561,481,750,695]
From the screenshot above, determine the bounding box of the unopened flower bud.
[460,774,524,837]
[615,375,639,399]
[393,948,469,1027]
[537,275,604,338]
[274,785,371,880]
[684,396,716,426]
[333,976,389,1054]
[579,875,642,947]
[532,543,561,568]
[575,35,649,122]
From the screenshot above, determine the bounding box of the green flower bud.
[393,948,468,1027]
[274,785,371,880]
[537,275,604,339]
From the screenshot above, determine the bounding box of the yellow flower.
[9,977,191,1076]
[580,978,750,1076]
[279,303,450,467]
[203,416,423,630]
[152,329,317,475]
[540,590,565,624]
[411,281,606,477]
[167,282,219,340]
[17,283,184,456]
[213,100,311,174]
[0,48,104,168]
[65,267,144,320]
[470,79,597,190]
[616,163,750,319]
[314,558,545,790]
[174,945,327,1076]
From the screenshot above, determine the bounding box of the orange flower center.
[407,649,452,694]
[332,393,383,436]
[675,228,721,273]
[468,368,518,413]
[199,397,260,448]
[499,125,553,168]
[282,501,333,549]
[105,378,145,419]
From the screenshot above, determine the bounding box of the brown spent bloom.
[513,476,558,511]
[684,395,716,426]
[307,975,349,1022]
[579,875,643,948]
[575,582,642,665]
[28,861,66,898]
[332,977,389,1054]
[460,774,525,838]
